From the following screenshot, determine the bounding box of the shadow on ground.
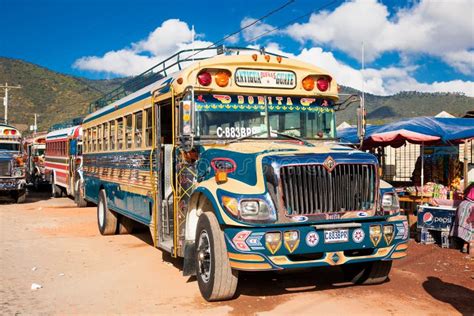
[422,276,474,315]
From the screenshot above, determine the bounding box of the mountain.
[0,57,472,132]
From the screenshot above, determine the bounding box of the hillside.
[0,57,472,132]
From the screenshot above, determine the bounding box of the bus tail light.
[197,71,212,86]
[215,70,231,87]
[317,77,330,91]
[302,76,315,91]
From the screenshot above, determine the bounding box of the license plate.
[324,229,349,243]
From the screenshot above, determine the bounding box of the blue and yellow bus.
[82,47,408,301]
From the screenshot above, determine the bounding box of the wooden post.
[464,139,469,191]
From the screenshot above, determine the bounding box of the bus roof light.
[197,71,212,86]
[317,77,330,92]
[277,56,282,63]
[264,55,270,62]
[302,76,315,91]
[252,54,258,61]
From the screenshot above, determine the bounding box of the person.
[450,183,474,256]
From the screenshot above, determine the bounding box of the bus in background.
[24,132,47,189]
[83,46,408,301]
[0,123,26,203]
[45,124,87,207]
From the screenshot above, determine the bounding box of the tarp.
[338,117,474,148]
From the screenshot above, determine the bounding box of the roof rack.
[89,46,285,112]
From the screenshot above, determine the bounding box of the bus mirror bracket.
[334,94,360,112]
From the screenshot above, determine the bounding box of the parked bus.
[24,132,47,189]
[0,123,26,203]
[45,124,87,206]
[83,47,408,301]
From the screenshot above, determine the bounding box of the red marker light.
[197,71,212,86]
[317,77,330,92]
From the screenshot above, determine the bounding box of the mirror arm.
[334,94,360,112]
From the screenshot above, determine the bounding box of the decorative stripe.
[395,243,408,251]
[45,162,68,170]
[391,252,407,259]
[229,261,273,270]
[228,252,265,262]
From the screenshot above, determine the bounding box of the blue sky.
[1,0,473,96]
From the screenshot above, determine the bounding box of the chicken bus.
[24,132,47,189]
[45,124,87,207]
[82,46,408,301]
[0,123,26,203]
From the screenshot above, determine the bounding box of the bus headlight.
[221,195,277,223]
[382,192,400,214]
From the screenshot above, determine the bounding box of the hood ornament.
[323,156,336,172]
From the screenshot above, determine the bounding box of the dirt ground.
[1,190,473,315]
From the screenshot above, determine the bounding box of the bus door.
[154,100,174,253]
[69,138,77,193]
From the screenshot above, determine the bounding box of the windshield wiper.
[270,131,314,147]
[224,130,268,145]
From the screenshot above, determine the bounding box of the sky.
[1,0,473,97]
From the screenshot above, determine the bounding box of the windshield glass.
[195,94,335,139]
[34,148,45,156]
[0,143,20,151]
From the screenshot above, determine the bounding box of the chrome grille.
[280,164,377,215]
[0,161,10,176]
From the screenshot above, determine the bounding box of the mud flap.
[183,241,196,276]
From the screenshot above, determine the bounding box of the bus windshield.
[0,143,20,151]
[194,94,335,140]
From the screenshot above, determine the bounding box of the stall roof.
[338,117,474,148]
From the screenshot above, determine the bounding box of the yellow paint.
[227,252,265,262]
[391,252,407,259]
[229,261,272,270]
[395,243,408,251]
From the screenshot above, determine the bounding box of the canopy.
[338,117,474,149]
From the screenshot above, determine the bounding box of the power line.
[245,0,342,43]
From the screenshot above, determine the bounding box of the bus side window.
[125,114,132,149]
[135,111,143,148]
[145,108,153,147]
[92,127,97,152]
[103,122,109,151]
[117,118,124,150]
[109,120,116,151]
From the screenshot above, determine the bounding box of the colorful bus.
[0,123,26,203]
[83,47,408,301]
[45,125,87,206]
[24,132,47,189]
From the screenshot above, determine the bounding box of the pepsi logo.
[423,212,434,224]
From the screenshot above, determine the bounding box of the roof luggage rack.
[89,46,285,112]
[48,117,83,132]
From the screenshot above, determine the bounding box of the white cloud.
[285,0,474,74]
[262,44,474,97]
[74,19,213,76]
[241,17,276,42]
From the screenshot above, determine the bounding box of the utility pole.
[0,83,22,124]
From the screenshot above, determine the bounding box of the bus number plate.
[324,229,349,243]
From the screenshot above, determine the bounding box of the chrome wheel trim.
[197,230,211,283]
[98,198,105,227]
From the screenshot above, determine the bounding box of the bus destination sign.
[235,69,296,89]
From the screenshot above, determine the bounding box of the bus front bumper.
[0,177,26,191]
[224,216,409,271]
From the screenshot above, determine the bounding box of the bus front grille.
[0,161,10,176]
[279,164,377,215]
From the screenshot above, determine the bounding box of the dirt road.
[1,191,473,315]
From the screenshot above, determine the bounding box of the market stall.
[338,117,474,247]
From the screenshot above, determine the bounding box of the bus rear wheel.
[51,177,62,198]
[195,212,238,301]
[342,260,392,285]
[97,189,118,235]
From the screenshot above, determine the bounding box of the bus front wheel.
[195,212,238,301]
[97,189,118,235]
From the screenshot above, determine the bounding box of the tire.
[51,176,62,198]
[16,191,26,203]
[118,215,135,234]
[74,180,88,208]
[97,189,118,235]
[195,212,238,301]
[342,260,392,285]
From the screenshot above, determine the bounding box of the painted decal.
[369,225,382,247]
[423,212,434,225]
[235,69,296,89]
[357,211,368,217]
[395,222,408,240]
[305,231,320,247]
[290,215,308,223]
[283,231,300,253]
[322,156,336,172]
[246,232,265,250]
[232,230,251,252]
[352,228,365,243]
